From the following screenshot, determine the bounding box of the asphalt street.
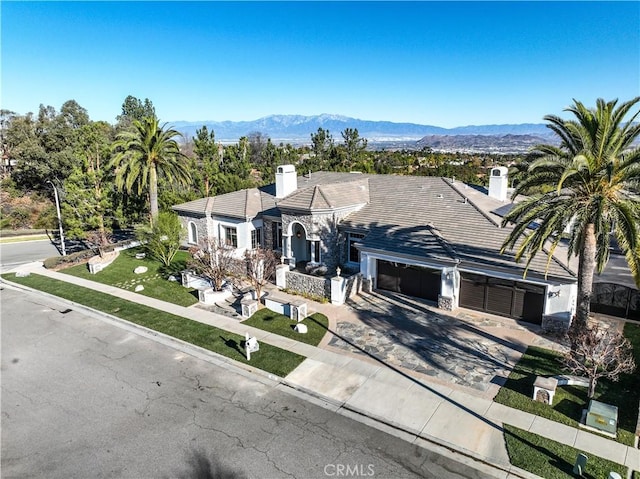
[1,286,495,479]
[0,240,61,273]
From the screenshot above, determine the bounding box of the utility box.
[586,400,618,435]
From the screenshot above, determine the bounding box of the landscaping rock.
[133,266,148,274]
[294,323,308,334]
[135,253,146,259]
[135,285,144,292]
[168,275,177,282]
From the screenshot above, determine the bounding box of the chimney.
[488,167,508,202]
[276,164,297,198]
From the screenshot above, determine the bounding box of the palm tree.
[501,97,640,332]
[111,116,191,222]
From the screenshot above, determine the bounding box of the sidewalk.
[5,262,640,478]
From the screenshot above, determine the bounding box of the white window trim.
[188,221,198,245]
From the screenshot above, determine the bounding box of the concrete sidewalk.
[4,263,640,478]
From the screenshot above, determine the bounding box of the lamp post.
[47,180,66,256]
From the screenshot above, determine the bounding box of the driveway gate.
[591,283,640,320]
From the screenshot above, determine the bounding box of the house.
[173,165,578,331]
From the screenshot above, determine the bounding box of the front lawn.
[242,308,329,346]
[3,273,305,377]
[504,424,627,479]
[495,323,640,446]
[61,247,198,307]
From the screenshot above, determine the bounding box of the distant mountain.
[171,114,552,143]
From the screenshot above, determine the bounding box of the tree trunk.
[149,164,159,223]
[588,377,597,398]
[575,223,597,332]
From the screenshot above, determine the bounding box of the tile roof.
[340,175,575,280]
[277,178,370,211]
[173,171,576,280]
[172,188,276,220]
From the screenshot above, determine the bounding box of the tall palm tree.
[111,116,191,222]
[501,97,640,332]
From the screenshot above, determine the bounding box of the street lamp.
[47,180,66,256]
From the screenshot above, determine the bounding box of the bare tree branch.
[188,237,239,291]
[562,320,636,398]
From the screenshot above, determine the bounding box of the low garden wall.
[285,270,361,301]
[286,270,331,299]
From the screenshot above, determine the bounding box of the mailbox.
[586,400,618,435]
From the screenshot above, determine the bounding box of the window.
[308,240,321,262]
[348,233,365,263]
[224,227,238,248]
[272,222,283,249]
[188,221,198,244]
[251,227,262,249]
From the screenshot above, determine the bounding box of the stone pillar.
[275,264,288,289]
[331,274,346,305]
[438,267,459,311]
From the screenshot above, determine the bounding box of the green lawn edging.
[3,273,304,377]
[242,308,329,346]
[495,323,640,446]
[60,247,198,307]
[504,424,627,479]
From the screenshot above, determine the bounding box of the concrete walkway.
[4,263,640,479]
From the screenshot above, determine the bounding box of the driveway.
[322,290,565,396]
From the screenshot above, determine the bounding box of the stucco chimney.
[488,166,508,202]
[276,164,297,198]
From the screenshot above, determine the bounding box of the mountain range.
[172,114,553,143]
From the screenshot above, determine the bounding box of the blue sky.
[2,1,639,128]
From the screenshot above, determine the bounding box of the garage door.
[377,260,440,302]
[459,273,544,324]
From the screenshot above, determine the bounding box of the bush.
[43,249,96,269]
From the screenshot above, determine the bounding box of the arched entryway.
[291,222,309,263]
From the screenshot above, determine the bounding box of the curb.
[278,379,540,479]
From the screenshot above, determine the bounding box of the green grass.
[495,323,640,446]
[242,308,329,346]
[61,247,198,307]
[3,273,305,377]
[504,424,627,479]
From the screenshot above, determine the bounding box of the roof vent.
[436,194,443,199]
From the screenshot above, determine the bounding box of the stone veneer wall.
[282,210,355,272]
[343,273,363,299]
[541,315,571,334]
[263,218,278,251]
[286,270,331,299]
[437,295,454,311]
[176,213,209,247]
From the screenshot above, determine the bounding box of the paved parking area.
[323,291,566,396]
[204,283,568,397]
